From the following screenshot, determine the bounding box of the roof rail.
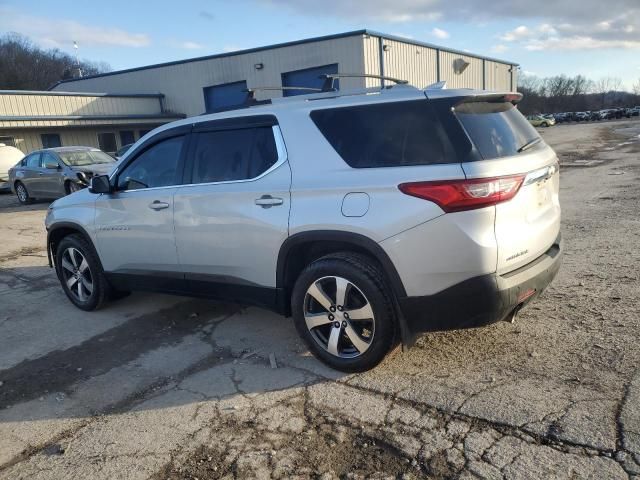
[247,86,323,94]
[321,73,408,92]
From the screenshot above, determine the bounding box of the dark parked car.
[9,147,116,204]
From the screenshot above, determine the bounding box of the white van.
[0,143,24,190]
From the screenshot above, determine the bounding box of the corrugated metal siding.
[438,51,484,89]
[484,61,513,91]
[4,125,164,154]
[372,38,438,89]
[0,94,161,117]
[0,118,173,129]
[53,36,366,117]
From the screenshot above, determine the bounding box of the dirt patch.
[154,414,419,480]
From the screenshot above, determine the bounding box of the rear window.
[310,100,457,168]
[454,102,541,159]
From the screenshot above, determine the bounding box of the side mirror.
[44,161,59,169]
[89,175,112,194]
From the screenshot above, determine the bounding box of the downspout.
[436,49,441,82]
[482,59,486,90]
[378,35,385,88]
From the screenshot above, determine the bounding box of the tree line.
[517,74,640,115]
[0,34,110,91]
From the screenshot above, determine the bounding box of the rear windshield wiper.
[517,137,542,153]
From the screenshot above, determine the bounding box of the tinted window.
[117,135,185,190]
[25,153,41,168]
[454,102,541,159]
[311,100,456,168]
[191,127,278,184]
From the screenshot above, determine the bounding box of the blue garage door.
[203,80,248,113]
[281,64,339,97]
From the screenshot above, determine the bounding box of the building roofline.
[1,90,164,98]
[49,29,519,89]
[0,113,185,122]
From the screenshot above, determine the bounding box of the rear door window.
[310,100,457,168]
[454,102,541,159]
[190,126,278,183]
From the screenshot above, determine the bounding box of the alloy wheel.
[303,276,375,358]
[16,184,27,202]
[60,247,93,302]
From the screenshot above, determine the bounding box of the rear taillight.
[398,175,525,213]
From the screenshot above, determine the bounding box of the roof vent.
[453,58,470,75]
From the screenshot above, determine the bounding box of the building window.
[41,133,62,148]
[119,130,135,146]
[281,64,339,97]
[0,136,16,147]
[97,132,117,153]
[203,80,248,113]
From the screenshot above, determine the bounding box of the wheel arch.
[47,222,96,270]
[277,230,415,346]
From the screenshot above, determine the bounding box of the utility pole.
[74,41,83,78]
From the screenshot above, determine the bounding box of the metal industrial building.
[0,91,184,154]
[1,30,517,155]
[52,30,518,117]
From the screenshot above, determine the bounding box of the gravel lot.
[0,119,639,479]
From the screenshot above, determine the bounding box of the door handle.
[38,172,45,176]
[255,195,283,208]
[149,200,170,210]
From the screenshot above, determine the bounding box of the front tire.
[291,253,396,372]
[55,234,110,311]
[15,182,33,205]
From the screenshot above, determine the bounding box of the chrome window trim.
[109,125,288,194]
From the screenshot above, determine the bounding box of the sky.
[1,0,639,89]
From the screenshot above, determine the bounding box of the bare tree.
[633,78,640,96]
[0,33,110,90]
[593,77,624,108]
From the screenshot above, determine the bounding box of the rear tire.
[291,252,397,372]
[15,182,33,205]
[55,234,110,311]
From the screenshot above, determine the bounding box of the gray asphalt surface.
[0,119,639,479]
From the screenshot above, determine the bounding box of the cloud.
[500,25,532,42]
[0,6,150,48]
[491,44,509,53]
[222,45,243,53]
[199,10,215,21]
[431,27,450,39]
[255,0,640,50]
[178,41,205,50]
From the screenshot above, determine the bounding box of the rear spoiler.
[458,92,522,105]
[425,88,522,105]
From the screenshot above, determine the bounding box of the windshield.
[58,150,115,166]
[454,101,542,159]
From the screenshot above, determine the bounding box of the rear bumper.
[398,235,562,334]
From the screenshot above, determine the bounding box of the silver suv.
[45,81,562,372]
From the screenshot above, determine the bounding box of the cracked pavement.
[0,119,639,479]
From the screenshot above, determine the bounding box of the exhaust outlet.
[504,304,523,324]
